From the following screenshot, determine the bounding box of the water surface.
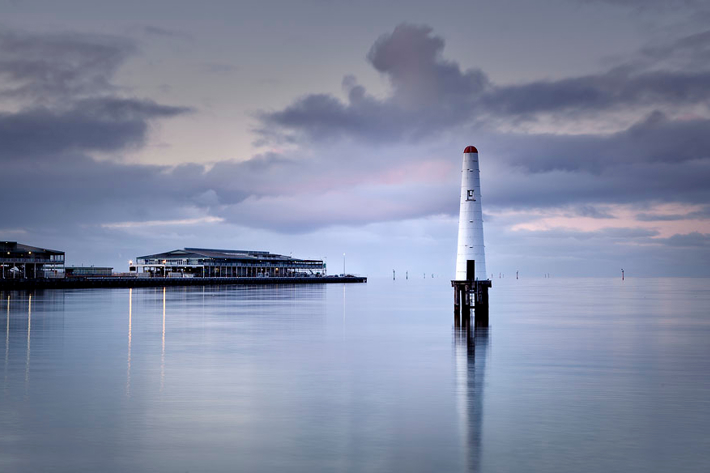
[2,277,709,472]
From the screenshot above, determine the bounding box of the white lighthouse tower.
[455,145,487,281]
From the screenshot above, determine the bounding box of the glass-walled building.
[133,248,326,278]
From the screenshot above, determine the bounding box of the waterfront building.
[133,248,326,278]
[0,241,65,279]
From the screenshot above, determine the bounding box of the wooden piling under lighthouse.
[452,260,491,328]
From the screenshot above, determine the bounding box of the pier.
[0,275,366,291]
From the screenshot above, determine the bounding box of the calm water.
[1,277,709,472]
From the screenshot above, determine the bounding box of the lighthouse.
[452,145,491,328]
[455,146,487,281]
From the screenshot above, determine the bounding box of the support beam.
[452,278,491,329]
[453,286,460,327]
[475,283,490,328]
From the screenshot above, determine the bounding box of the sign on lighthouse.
[455,146,487,281]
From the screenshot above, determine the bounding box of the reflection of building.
[65,267,113,277]
[133,248,326,278]
[0,242,65,279]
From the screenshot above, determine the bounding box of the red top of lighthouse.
[463,146,478,153]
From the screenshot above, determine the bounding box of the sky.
[1,0,709,277]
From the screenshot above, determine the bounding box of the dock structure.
[0,275,366,290]
[0,244,368,290]
[452,146,492,328]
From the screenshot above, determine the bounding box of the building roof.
[0,241,64,256]
[137,248,321,263]
[463,145,478,154]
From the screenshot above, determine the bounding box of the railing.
[0,257,64,263]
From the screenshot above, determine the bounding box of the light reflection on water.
[127,288,132,399]
[1,278,709,472]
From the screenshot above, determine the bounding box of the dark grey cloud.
[367,24,489,109]
[635,213,689,222]
[201,62,239,75]
[0,28,194,229]
[636,206,710,221]
[257,24,489,143]
[572,205,617,219]
[0,29,134,101]
[0,98,191,160]
[578,0,709,12]
[518,227,660,241]
[489,111,710,174]
[486,28,710,116]
[484,152,710,210]
[257,24,710,145]
[479,69,710,116]
[638,30,710,68]
[140,26,193,40]
[654,232,710,248]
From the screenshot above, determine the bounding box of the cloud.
[2,24,710,276]
[140,26,193,41]
[201,62,239,75]
[0,29,135,102]
[513,226,660,240]
[572,205,617,219]
[0,28,192,170]
[0,98,191,160]
[482,27,710,116]
[366,24,489,109]
[578,0,710,13]
[101,216,224,229]
[257,24,490,144]
[479,69,710,116]
[5,25,710,230]
[0,28,194,232]
[486,111,710,174]
[257,24,710,146]
[4,24,709,237]
[635,206,710,221]
[654,232,710,247]
[637,30,710,69]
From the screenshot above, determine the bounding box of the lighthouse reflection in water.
[455,327,488,472]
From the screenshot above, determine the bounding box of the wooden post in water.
[464,260,475,327]
[475,281,490,328]
[461,284,470,327]
[453,286,461,327]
